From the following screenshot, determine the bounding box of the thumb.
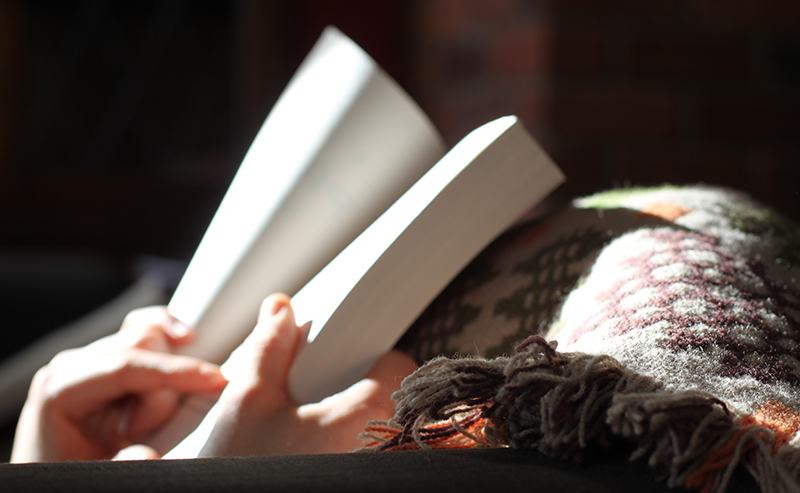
[249,294,305,383]
[219,294,306,411]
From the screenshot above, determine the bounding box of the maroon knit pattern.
[568,228,800,386]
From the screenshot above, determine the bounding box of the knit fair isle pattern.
[379,186,800,493]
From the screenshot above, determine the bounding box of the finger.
[252,295,307,385]
[227,294,302,384]
[83,394,138,455]
[52,350,227,420]
[120,306,194,348]
[125,389,180,442]
[120,323,171,353]
[112,444,160,461]
[219,294,304,414]
[78,307,193,356]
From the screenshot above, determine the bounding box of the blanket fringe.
[361,335,800,492]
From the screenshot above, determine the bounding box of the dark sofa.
[0,448,760,492]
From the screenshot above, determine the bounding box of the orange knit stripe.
[639,202,693,222]
[685,400,799,491]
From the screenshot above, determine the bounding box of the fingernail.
[268,296,290,316]
[200,366,228,388]
[167,320,191,338]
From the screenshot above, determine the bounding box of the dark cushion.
[0,449,757,492]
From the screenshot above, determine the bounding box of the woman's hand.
[11,307,227,463]
[198,294,417,457]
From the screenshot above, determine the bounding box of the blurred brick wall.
[410,0,800,221]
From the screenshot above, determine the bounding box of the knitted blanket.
[367,185,800,493]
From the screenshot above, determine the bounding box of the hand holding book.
[10,296,415,462]
[10,308,227,463]
[183,294,416,458]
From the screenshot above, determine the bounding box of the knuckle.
[29,365,53,392]
[102,355,140,388]
[29,363,65,405]
[120,307,150,327]
[123,323,168,351]
[135,326,166,350]
[48,347,77,368]
[121,306,170,331]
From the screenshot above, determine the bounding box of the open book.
[151,27,565,456]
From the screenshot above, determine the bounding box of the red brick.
[425,0,518,38]
[420,0,464,38]
[489,26,553,74]
[627,33,751,80]
[550,87,680,139]
[441,40,488,80]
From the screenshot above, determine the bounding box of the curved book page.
[168,27,445,365]
[288,116,565,404]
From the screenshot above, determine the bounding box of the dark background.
[2,0,799,263]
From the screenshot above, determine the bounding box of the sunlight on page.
[170,31,374,328]
[292,116,518,341]
[288,114,563,404]
[165,27,444,368]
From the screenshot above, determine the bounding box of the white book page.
[288,116,565,403]
[168,27,444,364]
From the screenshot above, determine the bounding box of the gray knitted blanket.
[366,185,800,493]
